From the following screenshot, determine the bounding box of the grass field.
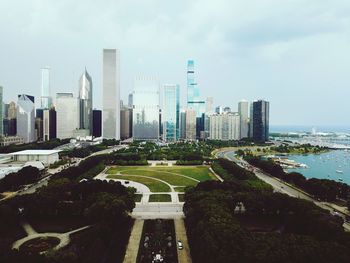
[149,194,172,202]
[178,194,185,202]
[107,166,216,193]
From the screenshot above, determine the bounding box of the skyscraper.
[128,93,133,108]
[120,106,132,140]
[162,84,180,142]
[0,86,3,135]
[251,100,270,142]
[238,100,249,139]
[209,112,240,141]
[103,49,120,140]
[43,108,56,141]
[92,109,102,138]
[187,60,205,117]
[79,68,93,133]
[56,93,79,139]
[185,108,196,141]
[133,76,160,140]
[41,67,52,109]
[17,94,35,143]
[205,97,214,114]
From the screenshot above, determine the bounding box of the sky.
[0,0,350,126]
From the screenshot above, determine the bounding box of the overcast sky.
[0,0,350,126]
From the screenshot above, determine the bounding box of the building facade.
[92,109,102,138]
[162,84,180,142]
[17,94,35,143]
[251,100,270,142]
[209,113,240,141]
[79,68,93,133]
[43,108,57,141]
[102,49,120,139]
[120,106,132,140]
[132,76,160,140]
[238,100,249,139]
[185,108,196,141]
[56,93,79,139]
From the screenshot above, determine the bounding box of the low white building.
[9,150,60,166]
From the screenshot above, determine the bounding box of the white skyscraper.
[238,100,249,139]
[56,93,79,139]
[41,67,52,109]
[17,94,35,143]
[103,49,120,139]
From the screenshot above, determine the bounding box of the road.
[132,203,184,219]
[217,149,350,231]
[175,219,193,263]
[123,219,144,263]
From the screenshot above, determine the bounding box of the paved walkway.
[12,222,90,253]
[175,219,192,263]
[123,219,144,263]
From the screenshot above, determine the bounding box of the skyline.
[1,0,350,126]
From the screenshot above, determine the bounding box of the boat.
[339,178,343,182]
[336,170,343,174]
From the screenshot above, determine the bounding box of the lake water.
[287,150,350,185]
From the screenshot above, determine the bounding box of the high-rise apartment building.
[133,76,160,140]
[209,112,240,141]
[79,68,93,133]
[17,94,35,143]
[103,49,120,139]
[251,100,270,142]
[56,93,79,139]
[162,84,180,142]
[238,100,249,139]
[185,108,196,141]
[41,67,52,109]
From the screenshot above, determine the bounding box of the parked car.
[177,240,183,250]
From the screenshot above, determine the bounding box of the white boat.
[336,170,343,174]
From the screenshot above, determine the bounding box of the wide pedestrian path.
[175,218,193,263]
[123,219,144,263]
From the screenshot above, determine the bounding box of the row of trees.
[0,166,41,193]
[184,160,350,263]
[245,156,350,202]
[0,138,70,153]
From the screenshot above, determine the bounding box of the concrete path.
[123,219,144,263]
[13,222,90,252]
[175,219,193,263]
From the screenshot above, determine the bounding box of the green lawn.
[134,194,142,202]
[149,194,172,202]
[107,174,171,192]
[106,166,216,193]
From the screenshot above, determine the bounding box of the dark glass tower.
[92,110,102,138]
[251,100,270,142]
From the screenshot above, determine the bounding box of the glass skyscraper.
[251,100,270,142]
[41,67,52,109]
[162,84,180,142]
[133,76,160,140]
[186,60,205,118]
[79,68,93,133]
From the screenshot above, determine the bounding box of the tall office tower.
[92,109,102,138]
[5,101,17,136]
[238,100,249,139]
[162,84,180,142]
[17,95,35,143]
[35,109,44,141]
[185,108,196,141]
[79,68,93,133]
[180,109,186,139]
[128,93,133,108]
[133,76,160,140]
[120,106,132,140]
[43,108,56,141]
[103,49,120,139]
[56,93,79,139]
[0,86,3,135]
[209,112,240,141]
[41,67,52,109]
[205,97,214,114]
[251,100,270,142]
